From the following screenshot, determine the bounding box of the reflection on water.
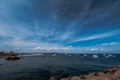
[0,54,120,80]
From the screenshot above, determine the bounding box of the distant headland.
[0,51,20,60]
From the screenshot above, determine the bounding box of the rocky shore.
[50,65,120,80]
[0,51,20,60]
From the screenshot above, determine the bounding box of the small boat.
[104,55,110,58]
[104,54,116,58]
[108,54,116,57]
[84,54,87,57]
[68,55,72,56]
[52,54,56,56]
[93,55,98,58]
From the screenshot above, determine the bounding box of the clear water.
[0,54,120,80]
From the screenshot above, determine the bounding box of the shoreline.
[18,53,45,57]
[59,65,120,80]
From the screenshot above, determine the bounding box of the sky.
[0,0,120,53]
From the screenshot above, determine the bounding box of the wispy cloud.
[101,42,120,46]
[0,0,120,53]
[0,23,34,40]
[72,29,120,43]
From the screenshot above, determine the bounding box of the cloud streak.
[0,0,120,53]
[72,29,120,43]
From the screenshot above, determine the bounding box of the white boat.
[108,54,116,57]
[104,54,116,58]
[84,54,87,57]
[105,55,110,58]
[52,54,56,56]
[93,55,98,58]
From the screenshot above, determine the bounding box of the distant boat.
[68,55,72,56]
[108,54,116,57]
[52,54,56,56]
[104,54,116,58]
[84,54,87,57]
[104,55,110,58]
[93,55,98,58]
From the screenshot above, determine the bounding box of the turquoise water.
[0,54,120,80]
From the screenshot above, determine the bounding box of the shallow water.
[0,54,120,80]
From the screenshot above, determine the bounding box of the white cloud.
[72,29,120,42]
[90,48,98,51]
[101,42,120,46]
[31,45,73,52]
[0,17,35,40]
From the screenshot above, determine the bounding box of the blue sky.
[0,0,120,53]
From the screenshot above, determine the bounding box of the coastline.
[59,65,120,80]
[18,53,45,57]
[0,53,120,80]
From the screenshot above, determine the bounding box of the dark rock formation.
[5,56,20,60]
[0,51,18,57]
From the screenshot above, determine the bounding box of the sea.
[0,54,120,80]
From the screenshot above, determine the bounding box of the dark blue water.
[0,54,120,80]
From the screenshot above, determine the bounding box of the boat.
[84,54,87,57]
[104,54,116,58]
[52,54,56,56]
[93,55,98,58]
[68,55,72,56]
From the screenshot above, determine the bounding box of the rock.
[5,56,20,60]
[110,69,118,75]
[103,69,110,74]
[50,77,56,80]
[94,73,99,76]
[60,65,120,80]
[71,76,80,80]
[80,75,86,79]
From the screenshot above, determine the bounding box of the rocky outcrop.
[0,51,20,60]
[50,77,56,80]
[59,66,120,80]
[5,56,20,60]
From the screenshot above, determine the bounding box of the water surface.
[0,54,120,80]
